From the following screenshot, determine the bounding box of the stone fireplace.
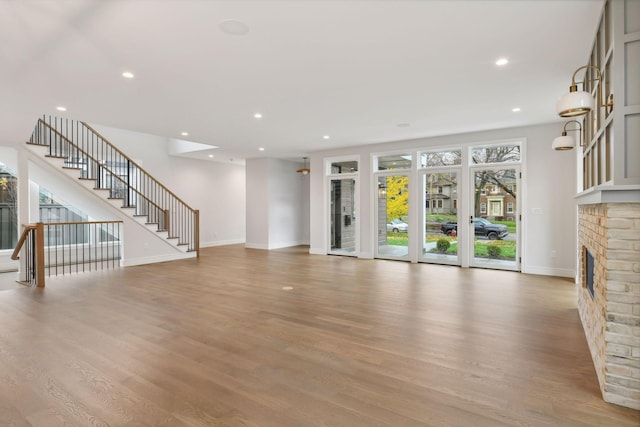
[577,203,640,409]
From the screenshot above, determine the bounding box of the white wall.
[245,158,270,249]
[90,124,246,247]
[309,122,578,277]
[268,158,308,249]
[246,157,309,250]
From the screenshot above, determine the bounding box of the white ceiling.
[1,0,603,163]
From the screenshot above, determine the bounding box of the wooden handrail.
[12,223,45,287]
[39,220,124,226]
[81,121,196,212]
[35,120,166,213]
[11,224,37,261]
[32,116,200,254]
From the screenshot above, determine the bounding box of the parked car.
[440,217,508,240]
[387,218,408,232]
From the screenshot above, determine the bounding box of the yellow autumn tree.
[385,175,408,222]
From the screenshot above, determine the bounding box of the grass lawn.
[386,232,408,246]
[445,240,516,259]
[389,232,516,260]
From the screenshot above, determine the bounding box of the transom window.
[420,149,462,168]
[471,143,521,165]
[375,154,412,171]
[330,161,358,174]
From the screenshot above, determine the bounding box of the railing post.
[164,209,170,233]
[126,159,131,207]
[35,222,45,287]
[195,209,200,257]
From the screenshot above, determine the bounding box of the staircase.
[25,116,199,257]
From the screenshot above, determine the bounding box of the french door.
[375,174,409,260]
[469,166,520,271]
[421,170,460,265]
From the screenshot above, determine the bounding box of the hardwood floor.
[0,245,638,426]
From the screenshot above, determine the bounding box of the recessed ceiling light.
[512,107,521,112]
[122,71,135,79]
[259,147,265,151]
[496,58,509,66]
[208,154,214,158]
[254,113,262,119]
[181,132,189,136]
[219,20,250,36]
[56,106,67,112]
[323,135,330,140]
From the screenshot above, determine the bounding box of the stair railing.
[12,220,124,287]
[29,116,199,255]
[11,223,44,287]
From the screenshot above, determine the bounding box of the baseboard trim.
[245,241,308,250]
[309,247,326,255]
[523,266,575,278]
[121,252,196,267]
[245,243,269,250]
[201,239,245,248]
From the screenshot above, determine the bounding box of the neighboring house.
[425,177,457,215]
[477,180,516,221]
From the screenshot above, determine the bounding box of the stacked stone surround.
[577,203,640,410]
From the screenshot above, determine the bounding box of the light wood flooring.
[0,245,638,426]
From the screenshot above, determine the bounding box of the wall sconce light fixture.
[378,183,387,199]
[552,120,583,151]
[556,65,614,117]
[296,157,310,175]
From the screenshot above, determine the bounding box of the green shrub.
[487,245,502,258]
[436,238,450,253]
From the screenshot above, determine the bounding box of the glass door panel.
[376,175,409,259]
[422,171,459,264]
[329,178,356,255]
[471,168,519,270]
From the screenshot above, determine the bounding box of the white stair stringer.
[25,143,194,258]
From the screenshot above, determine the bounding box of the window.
[437,186,443,194]
[330,161,358,174]
[328,158,359,175]
[376,154,411,171]
[507,202,514,213]
[432,200,437,208]
[0,163,17,250]
[420,149,461,167]
[453,199,457,209]
[481,187,486,195]
[437,200,443,208]
[471,143,521,164]
[480,203,487,214]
